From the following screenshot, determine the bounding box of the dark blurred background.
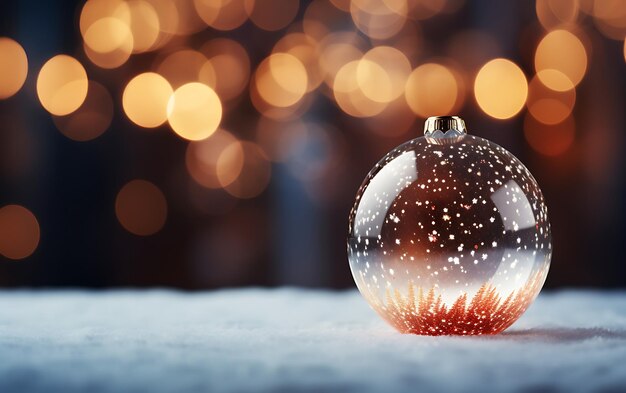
[0,0,624,289]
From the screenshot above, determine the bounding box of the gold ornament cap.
[424,116,467,138]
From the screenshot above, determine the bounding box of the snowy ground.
[0,289,624,393]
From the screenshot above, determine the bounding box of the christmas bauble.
[348,116,551,335]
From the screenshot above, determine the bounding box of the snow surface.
[0,289,625,393]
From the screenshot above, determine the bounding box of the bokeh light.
[167,82,222,140]
[350,0,408,40]
[1,0,625,293]
[536,0,580,30]
[333,59,388,118]
[186,129,242,189]
[115,179,167,236]
[143,0,178,49]
[194,0,250,31]
[524,113,575,156]
[0,38,28,99]
[245,0,299,31]
[591,0,626,40]
[156,49,214,89]
[169,0,206,35]
[127,0,161,53]
[303,0,347,40]
[362,46,411,103]
[83,17,133,54]
[405,63,460,118]
[474,58,528,120]
[83,40,132,69]
[216,141,246,189]
[254,53,308,108]
[123,72,173,128]
[0,205,40,260]
[80,1,134,69]
[36,55,89,116]
[319,32,366,87]
[79,0,130,37]
[273,33,324,93]
[527,73,575,125]
[222,142,271,199]
[200,38,250,102]
[250,78,311,120]
[535,29,587,90]
[53,81,113,141]
[356,59,392,103]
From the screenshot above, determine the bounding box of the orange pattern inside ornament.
[359,267,548,336]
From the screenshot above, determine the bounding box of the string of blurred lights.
[0,0,624,261]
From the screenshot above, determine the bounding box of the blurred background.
[0,0,624,289]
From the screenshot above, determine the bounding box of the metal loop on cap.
[424,116,467,138]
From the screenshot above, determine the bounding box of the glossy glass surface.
[347,134,551,335]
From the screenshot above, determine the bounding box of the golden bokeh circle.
[37,55,89,116]
[405,63,459,118]
[333,60,388,118]
[83,17,133,54]
[167,82,222,141]
[535,29,587,90]
[123,72,173,128]
[194,0,250,31]
[0,38,28,99]
[474,58,528,120]
[127,0,161,53]
[536,0,579,30]
[255,53,308,108]
[186,129,242,189]
[527,73,576,125]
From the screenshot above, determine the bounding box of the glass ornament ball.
[347,116,551,336]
